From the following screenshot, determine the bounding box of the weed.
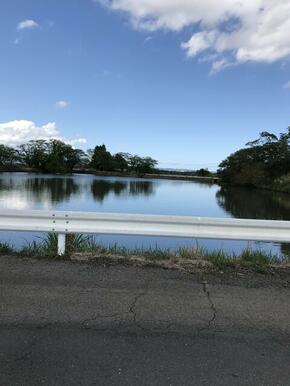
[0,242,13,255]
[1,233,288,271]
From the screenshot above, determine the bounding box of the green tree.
[18,140,49,170]
[113,153,129,171]
[90,145,114,171]
[0,145,19,167]
[18,139,84,174]
[195,168,212,177]
[127,155,158,174]
[218,127,290,187]
[45,140,83,174]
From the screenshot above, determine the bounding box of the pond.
[0,172,290,257]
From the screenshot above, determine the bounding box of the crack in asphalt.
[201,280,217,331]
[129,285,151,332]
[81,280,156,332]
[127,282,176,333]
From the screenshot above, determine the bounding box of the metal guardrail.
[1,209,290,255]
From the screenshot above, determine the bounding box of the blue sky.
[1,0,290,170]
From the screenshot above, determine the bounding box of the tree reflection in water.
[0,176,156,205]
[25,178,80,203]
[91,180,154,202]
[216,185,290,256]
[0,177,80,204]
[129,181,154,197]
[91,180,127,202]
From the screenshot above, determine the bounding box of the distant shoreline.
[0,167,220,183]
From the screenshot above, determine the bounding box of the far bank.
[0,166,219,183]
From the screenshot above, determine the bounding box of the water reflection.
[129,181,154,197]
[0,177,81,206]
[91,180,154,202]
[91,180,126,202]
[25,178,80,203]
[1,173,290,256]
[216,185,290,255]
[216,185,290,220]
[0,174,155,207]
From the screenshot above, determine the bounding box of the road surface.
[1,256,290,385]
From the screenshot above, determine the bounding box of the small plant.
[134,246,172,261]
[239,249,276,266]
[23,233,97,258]
[2,232,288,272]
[20,240,44,257]
[0,242,14,255]
[178,244,206,260]
[206,250,237,269]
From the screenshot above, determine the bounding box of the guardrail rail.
[1,209,290,255]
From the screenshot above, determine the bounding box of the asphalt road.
[1,256,290,386]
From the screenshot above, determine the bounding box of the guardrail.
[0,209,290,255]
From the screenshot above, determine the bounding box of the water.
[0,172,289,256]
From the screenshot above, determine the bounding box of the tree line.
[218,127,290,190]
[0,140,158,174]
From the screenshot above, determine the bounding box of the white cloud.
[181,31,217,57]
[70,138,87,146]
[0,120,86,147]
[56,100,70,109]
[283,81,290,89]
[144,36,153,43]
[17,19,39,30]
[99,0,290,72]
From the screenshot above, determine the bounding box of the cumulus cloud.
[17,19,39,30]
[98,0,290,72]
[56,100,70,109]
[0,120,86,147]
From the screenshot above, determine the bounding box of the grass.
[0,242,14,255]
[19,234,93,258]
[1,233,288,271]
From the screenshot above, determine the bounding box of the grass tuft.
[1,233,289,271]
[0,242,14,255]
[206,250,237,269]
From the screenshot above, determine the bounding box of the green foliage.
[19,140,48,170]
[0,242,13,255]
[129,156,158,174]
[206,251,237,268]
[90,145,115,171]
[89,146,158,174]
[0,145,19,167]
[113,153,129,171]
[17,139,86,174]
[19,233,93,258]
[2,234,287,271]
[218,127,290,187]
[194,168,212,177]
[20,240,45,257]
[239,249,275,265]
[0,140,158,175]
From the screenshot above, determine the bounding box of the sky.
[1,0,290,170]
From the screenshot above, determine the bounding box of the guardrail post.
[57,233,66,256]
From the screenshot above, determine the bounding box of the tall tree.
[18,139,84,174]
[18,140,49,170]
[90,145,114,171]
[0,145,19,167]
[113,153,129,171]
[218,127,290,186]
